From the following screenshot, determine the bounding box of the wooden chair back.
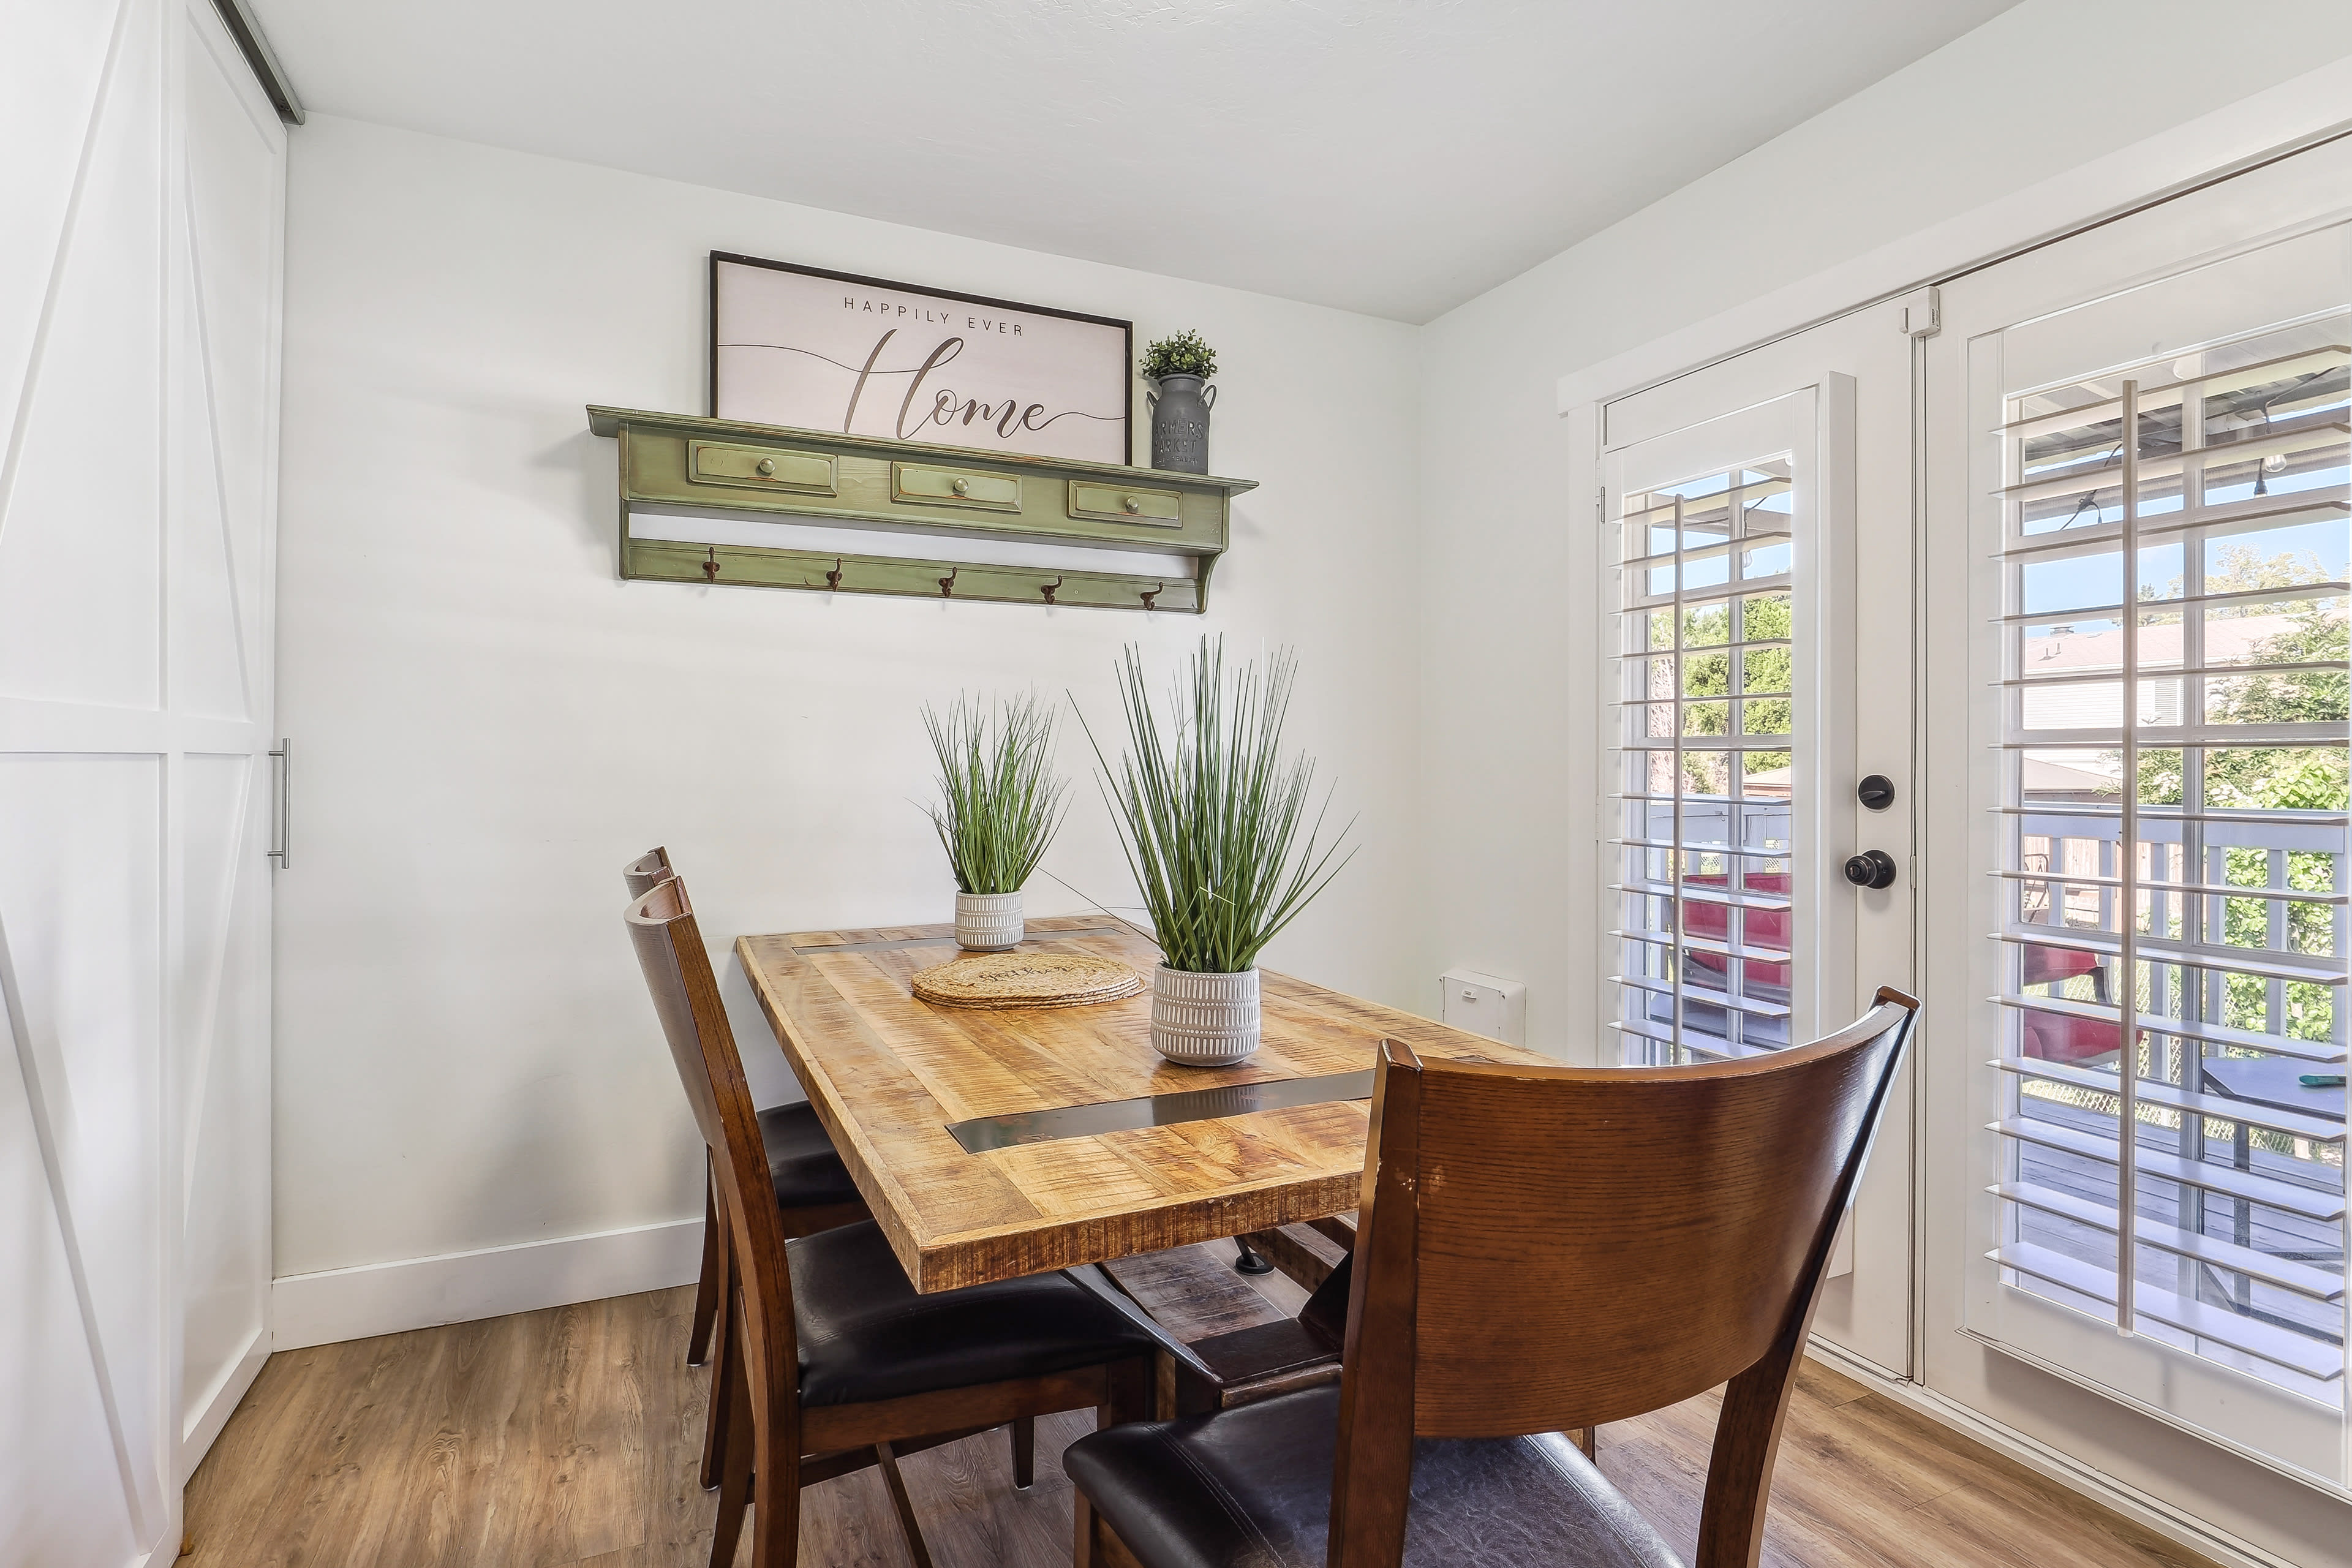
[1330,987,1919,1568]
[623,845,674,898]
[625,878,799,1419]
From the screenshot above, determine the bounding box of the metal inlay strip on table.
[946,1069,1377,1153]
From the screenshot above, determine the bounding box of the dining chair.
[623,847,868,1374]
[626,876,1159,1568]
[1065,987,1920,1568]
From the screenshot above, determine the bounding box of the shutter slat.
[1994,1181,2345,1300]
[1992,1117,2347,1221]
[1992,1243,2346,1381]
[1989,992,2349,1065]
[1995,1057,2347,1145]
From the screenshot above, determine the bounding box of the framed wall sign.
[709,253,1133,465]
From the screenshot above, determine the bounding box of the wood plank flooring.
[184,1259,2214,1568]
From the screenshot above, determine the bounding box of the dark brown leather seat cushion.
[1063,1384,1678,1568]
[757,1101,861,1210]
[787,1221,1159,1408]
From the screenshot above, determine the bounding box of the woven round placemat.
[910,951,1144,1011]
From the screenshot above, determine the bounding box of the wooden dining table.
[737,915,1552,1294]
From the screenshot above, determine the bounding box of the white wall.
[271,118,1421,1323]
[1415,4,2352,1564]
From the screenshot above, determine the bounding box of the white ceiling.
[248,0,2018,322]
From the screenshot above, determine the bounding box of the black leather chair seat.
[788,1221,1159,1408]
[1063,1384,1679,1568]
[758,1101,861,1209]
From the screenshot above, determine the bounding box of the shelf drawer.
[1068,480,1182,527]
[688,440,836,494]
[891,461,1022,513]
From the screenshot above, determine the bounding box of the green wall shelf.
[587,406,1257,614]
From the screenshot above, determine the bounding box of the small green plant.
[922,692,1069,896]
[1139,330,1218,383]
[1083,636,1354,974]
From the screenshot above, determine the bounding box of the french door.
[1600,304,1920,1374]
[1927,137,2351,1491]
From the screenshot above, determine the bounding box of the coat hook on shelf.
[938,567,958,598]
[1140,581,1164,611]
[824,558,843,590]
[702,546,720,582]
[1039,576,1062,606]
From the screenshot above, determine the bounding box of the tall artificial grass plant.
[1086,637,1354,974]
[922,692,1068,897]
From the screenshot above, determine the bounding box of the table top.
[2200,1054,2348,1121]
[736,916,1549,1292]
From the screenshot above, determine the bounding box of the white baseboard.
[271,1217,704,1351]
[1804,1338,2296,1568]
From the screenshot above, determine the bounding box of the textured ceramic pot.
[1147,374,1216,474]
[1150,965,1261,1065]
[955,891,1023,951]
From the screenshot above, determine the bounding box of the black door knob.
[1844,850,1898,890]
[1858,774,1895,811]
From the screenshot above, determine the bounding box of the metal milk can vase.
[1148,374,1215,474]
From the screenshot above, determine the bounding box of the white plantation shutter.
[1989,319,2351,1404]
[1611,464,1802,1064]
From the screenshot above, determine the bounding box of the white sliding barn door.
[0,1,284,1561]
[173,0,284,1481]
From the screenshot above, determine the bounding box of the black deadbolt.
[1858,774,1896,811]
[1844,850,1899,891]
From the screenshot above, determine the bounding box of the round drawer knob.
[1121,496,1140,514]
[755,457,775,477]
[951,477,971,496]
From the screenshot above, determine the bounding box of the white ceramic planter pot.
[955,891,1024,951]
[1150,965,1261,1065]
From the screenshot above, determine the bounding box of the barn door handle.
[269,739,291,869]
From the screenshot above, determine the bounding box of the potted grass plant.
[922,692,1069,951]
[1085,636,1354,1064]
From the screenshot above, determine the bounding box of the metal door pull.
[269,739,291,869]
